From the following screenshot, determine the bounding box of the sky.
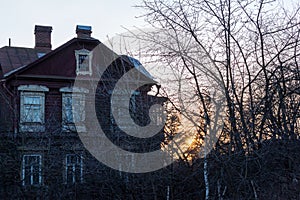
[0,0,147,49]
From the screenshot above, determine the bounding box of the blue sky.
[0,0,147,49]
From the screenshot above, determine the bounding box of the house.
[0,25,166,199]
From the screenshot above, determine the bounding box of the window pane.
[67,166,74,183]
[24,105,41,122]
[23,96,42,123]
[75,166,81,183]
[64,97,73,123]
[23,155,41,186]
[32,165,40,184]
[63,95,84,123]
[24,96,41,105]
[78,54,89,71]
[24,165,31,185]
[73,96,84,122]
[66,154,82,184]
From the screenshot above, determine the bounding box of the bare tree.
[112,0,300,198]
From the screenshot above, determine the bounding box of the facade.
[0,25,166,199]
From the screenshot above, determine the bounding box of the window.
[62,94,85,124]
[22,154,42,186]
[150,105,165,126]
[65,154,83,184]
[78,54,88,71]
[75,49,92,75]
[18,85,48,132]
[60,87,88,132]
[23,96,42,123]
[118,154,135,182]
[111,90,140,130]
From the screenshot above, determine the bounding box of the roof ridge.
[4,37,101,80]
[1,46,36,50]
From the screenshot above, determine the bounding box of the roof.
[3,37,100,80]
[121,55,154,80]
[0,38,154,82]
[0,46,39,76]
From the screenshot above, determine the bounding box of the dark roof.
[0,46,39,76]
[121,55,154,79]
[3,37,100,80]
[0,38,154,82]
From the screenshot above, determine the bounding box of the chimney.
[76,25,92,38]
[34,25,52,53]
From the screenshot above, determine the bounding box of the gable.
[16,38,101,79]
[4,37,156,89]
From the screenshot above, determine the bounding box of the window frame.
[75,49,93,76]
[22,154,42,186]
[65,154,83,184]
[60,87,88,132]
[21,94,43,123]
[62,93,85,124]
[18,85,49,132]
[150,105,165,126]
[111,90,140,130]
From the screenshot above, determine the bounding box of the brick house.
[0,25,166,199]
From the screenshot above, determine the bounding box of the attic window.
[75,49,92,75]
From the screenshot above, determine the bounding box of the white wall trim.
[75,48,93,76]
[59,87,89,93]
[18,85,49,92]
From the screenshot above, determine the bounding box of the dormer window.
[75,49,92,75]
